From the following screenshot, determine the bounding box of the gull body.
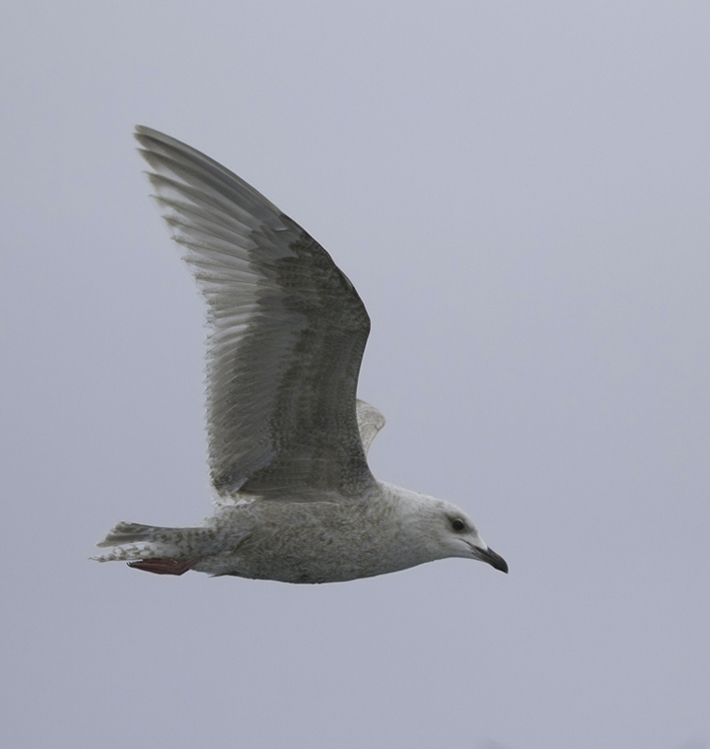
[95,127,507,583]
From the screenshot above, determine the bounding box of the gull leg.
[127,558,198,575]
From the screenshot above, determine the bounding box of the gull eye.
[451,519,465,532]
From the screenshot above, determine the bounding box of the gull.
[94,127,508,583]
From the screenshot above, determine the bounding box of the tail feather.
[92,521,212,563]
[96,521,163,547]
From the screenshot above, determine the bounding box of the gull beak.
[473,546,509,574]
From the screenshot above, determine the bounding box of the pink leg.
[127,558,198,575]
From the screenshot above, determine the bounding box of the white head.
[394,488,508,573]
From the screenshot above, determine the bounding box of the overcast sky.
[2,2,709,748]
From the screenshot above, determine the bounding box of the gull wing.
[134,127,375,498]
[356,400,385,455]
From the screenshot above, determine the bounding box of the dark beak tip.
[478,547,509,574]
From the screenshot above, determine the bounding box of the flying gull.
[94,127,508,583]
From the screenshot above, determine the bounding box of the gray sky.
[2,2,709,748]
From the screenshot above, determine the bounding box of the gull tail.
[92,521,213,570]
[97,521,169,547]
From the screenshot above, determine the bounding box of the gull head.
[440,509,509,573]
[395,490,508,574]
